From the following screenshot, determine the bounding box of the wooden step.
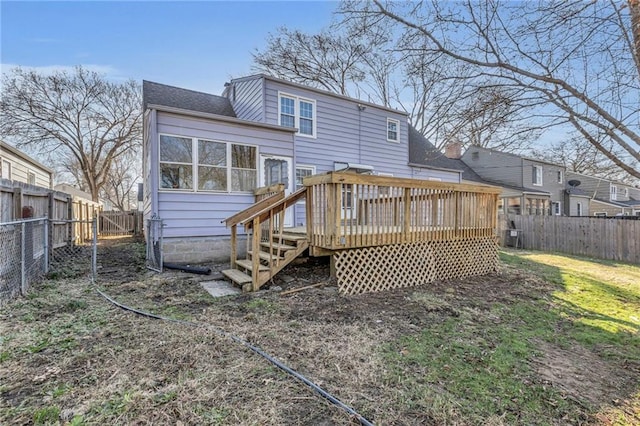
[248,251,284,262]
[260,242,297,251]
[273,233,308,241]
[222,269,252,285]
[235,259,269,272]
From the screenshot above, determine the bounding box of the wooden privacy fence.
[505,215,640,264]
[99,210,143,235]
[1,179,100,243]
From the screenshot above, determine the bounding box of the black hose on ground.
[162,263,212,275]
[92,287,375,426]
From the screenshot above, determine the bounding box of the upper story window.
[278,93,316,137]
[557,170,563,184]
[610,185,617,200]
[622,187,629,198]
[532,165,543,186]
[27,171,36,185]
[387,118,399,143]
[159,134,256,192]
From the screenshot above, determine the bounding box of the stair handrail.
[240,187,307,228]
[223,191,285,228]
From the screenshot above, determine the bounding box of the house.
[460,146,581,216]
[565,171,640,216]
[0,140,54,189]
[142,76,463,263]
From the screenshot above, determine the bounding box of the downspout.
[150,109,159,217]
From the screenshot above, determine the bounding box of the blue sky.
[1,1,338,94]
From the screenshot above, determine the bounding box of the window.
[532,165,543,186]
[279,93,316,137]
[387,118,399,142]
[553,202,561,215]
[557,170,563,184]
[27,171,35,185]
[295,165,315,191]
[159,134,256,192]
[1,159,11,180]
[160,135,193,190]
[576,202,582,217]
[622,188,629,198]
[610,185,617,201]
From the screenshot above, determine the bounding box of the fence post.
[21,221,26,295]
[92,217,97,284]
[43,219,49,274]
[47,193,54,269]
[67,195,74,247]
[13,187,23,221]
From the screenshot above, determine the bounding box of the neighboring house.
[0,140,54,189]
[142,76,464,263]
[565,171,640,216]
[460,146,572,216]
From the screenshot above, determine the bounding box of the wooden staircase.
[222,185,309,292]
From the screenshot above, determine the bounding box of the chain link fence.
[146,216,163,272]
[0,217,96,305]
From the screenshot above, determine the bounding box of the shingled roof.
[408,126,485,183]
[143,80,236,117]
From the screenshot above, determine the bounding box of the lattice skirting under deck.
[333,237,498,295]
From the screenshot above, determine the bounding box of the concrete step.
[235,259,269,272]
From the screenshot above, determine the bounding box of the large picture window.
[160,134,256,192]
[278,92,316,137]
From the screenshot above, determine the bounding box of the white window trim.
[532,165,543,186]
[1,159,11,180]
[26,169,36,185]
[278,91,317,139]
[295,165,316,203]
[386,118,400,143]
[158,133,258,194]
[557,170,563,184]
[553,201,561,216]
[610,184,617,201]
[576,202,583,217]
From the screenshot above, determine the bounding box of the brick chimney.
[444,141,462,159]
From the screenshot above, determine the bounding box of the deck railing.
[304,172,500,250]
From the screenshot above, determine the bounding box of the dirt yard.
[1,236,638,425]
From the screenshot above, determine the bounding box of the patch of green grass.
[0,351,12,363]
[244,297,278,312]
[33,406,60,425]
[196,406,230,424]
[64,299,88,312]
[69,415,86,426]
[153,390,177,405]
[385,251,640,423]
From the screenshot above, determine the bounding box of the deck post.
[230,225,237,269]
[330,254,337,278]
[403,187,411,243]
[252,217,260,291]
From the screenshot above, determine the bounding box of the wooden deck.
[223,173,501,294]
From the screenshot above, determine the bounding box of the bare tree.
[531,135,637,182]
[341,0,640,179]
[253,27,368,96]
[0,66,142,201]
[100,151,140,211]
[254,19,543,154]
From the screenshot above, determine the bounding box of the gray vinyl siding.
[228,77,264,122]
[263,80,412,177]
[566,172,611,202]
[567,197,590,216]
[462,148,522,187]
[590,199,624,216]
[153,110,294,238]
[521,159,565,204]
[142,110,155,221]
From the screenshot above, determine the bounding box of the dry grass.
[1,238,638,425]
